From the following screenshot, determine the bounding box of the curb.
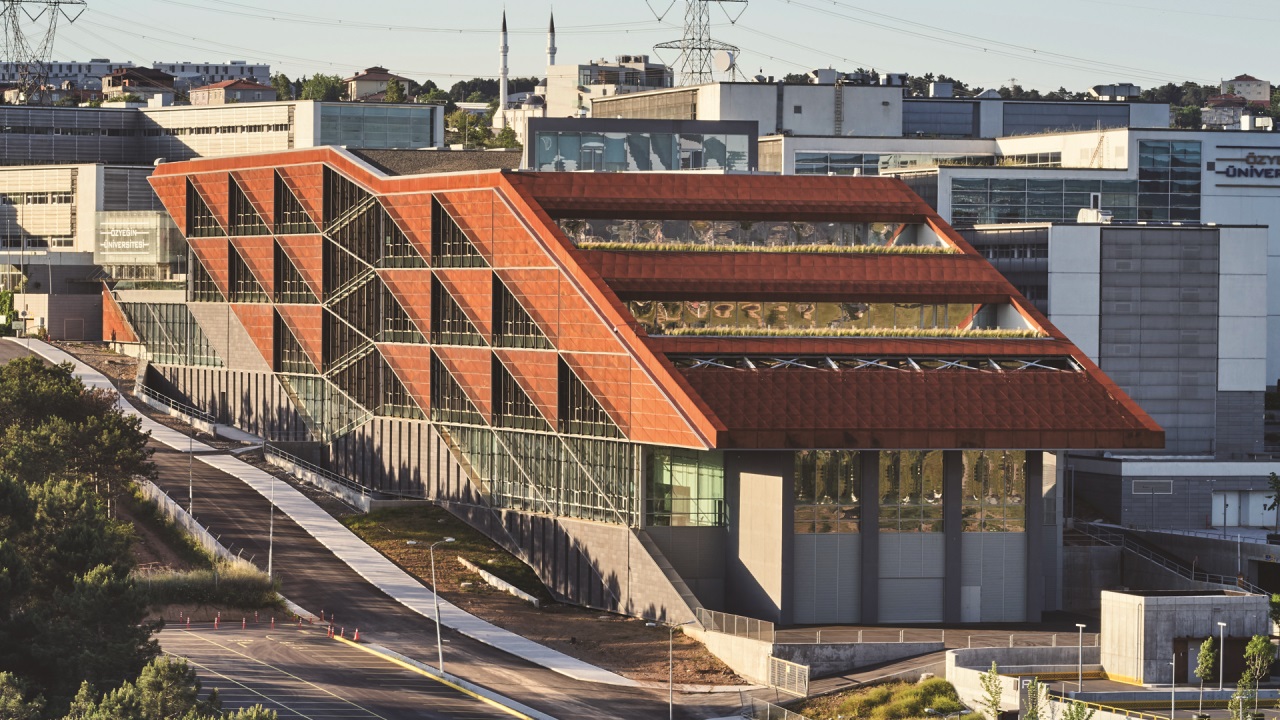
[332,636,558,720]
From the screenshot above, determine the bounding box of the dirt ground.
[119,499,201,573]
[54,342,743,687]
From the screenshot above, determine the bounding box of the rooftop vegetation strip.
[575,241,956,254]
[559,217,957,253]
[657,326,1047,339]
[628,300,1009,336]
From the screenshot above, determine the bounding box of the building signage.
[1213,148,1280,183]
[93,211,180,265]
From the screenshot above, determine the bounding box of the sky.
[43,0,1279,93]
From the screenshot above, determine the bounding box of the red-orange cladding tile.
[276,164,324,228]
[232,168,275,227]
[229,236,275,292]
[379,194,433,261]
[377,343,432,414]
[187,237,231,296]
[488,202,557,270]
[101,287,138,343]
[149,175,188,236]
[561,351,632,436]
[436,190,494,260]
[276,304,324,369]
[435,269,493,340]
[230,304,274,368]
[190,173,231,230]
[377,268,433,338]
[496,269,561,344]
[433,345,493,420]
[276,234,325,299]
[494,348,559,425]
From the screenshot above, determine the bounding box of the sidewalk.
[8,339,695,689]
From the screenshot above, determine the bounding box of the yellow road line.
[170,630,389,720]
[331,636,536,720]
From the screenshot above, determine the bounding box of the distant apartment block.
[190,80,278,106]
[151,61,271,91]
[1221,73,1271,107]
[344,67,414,102]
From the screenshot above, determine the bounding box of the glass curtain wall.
[532,131,750,172]
[961,450,1026,532]
[879,450,944,532]
[794,450,860,533]
[646,448,725,526]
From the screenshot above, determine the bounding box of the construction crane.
[1,0,87,105]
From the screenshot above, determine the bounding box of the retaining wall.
[947,647,1102,712]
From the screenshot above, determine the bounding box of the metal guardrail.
[263,442,370,499]
[645,498,726,527]
[740,698,812,720]
[1078,522,1266,594]
[696,607,775,643]
[138,384,217,424]
[768,656,810,697]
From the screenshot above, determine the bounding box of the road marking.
[165,652,320,720]
[167,631,389,720]
[331,636,536,720]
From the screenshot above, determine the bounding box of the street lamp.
[266,477,275,580]
[1077,623,1087,691]
[647,619,696,720]
[1218,621,1227,691]
[430,537,456,674]
[1171,658,1177,720]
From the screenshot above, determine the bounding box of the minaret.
[499,11,509,129]
[547,11,557,67]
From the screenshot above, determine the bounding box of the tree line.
[0,357,275,719]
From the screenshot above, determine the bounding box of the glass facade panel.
[120,301,222,366]
[647,449,725,527]
[531,130,751,172]
[317,104,437,149]
[793,450,860,534]
[960,450,1026,532]
[949,176,1157,227]
[1136,140,1201,222]
[793,151,880,176]
[879,450,943,533]
[558,218,951,253]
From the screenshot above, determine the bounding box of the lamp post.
[266,478,274,579]
[187,431,193,514]
[1171,658,1177,720]
[647,619,696,720]
[430,537,456,674]
[1077,623,1088,691]
[1218,621,1227,691]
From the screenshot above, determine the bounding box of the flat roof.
[346,148,520,175]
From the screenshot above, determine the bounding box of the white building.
[0,59,134,91]
[151,61,270,91]
[1221,74,1271,107]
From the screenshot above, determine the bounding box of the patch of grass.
[576,241,956,255]
[121,485,213,569]
[794,678,983,720]
[342,505,553,603]
[135,562,281,609]
[657,326,1046,339]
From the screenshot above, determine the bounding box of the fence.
[138,383,217,424]
[774,626,1099,648]
[740,697,812,720]
[134,478,256,572]
[697,607,776,642]
[768,656,810,697]
[1078,522,1266,594]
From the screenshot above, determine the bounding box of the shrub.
[135,562,280,609]
[575,241,956,255]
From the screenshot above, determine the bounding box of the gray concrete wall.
[773,641,943,679]
[1063,545,1123,612]
[725,451,792,623]
[1129,529,1270,582]
[1099,227,1220,455]
[947,647,1101,712]
[792,533,861,624]
[1100,590,1269,685]
[645,525,726,610]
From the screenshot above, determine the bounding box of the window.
[492,356,549,431]
[794,450,860,534]
[961,450,1025,532]
[625,299,1006,337]
[189,251,224,302]
[431,197,487,267]
[275,314,317,374]
[493,276,551,349]
[186,179,224,238]
[558,217,930,251]
[558,359,621,438]
[431,352,483,425]
[647,449,725,527]
[879,450,943,532]
[431,276,484,346]
[793,152,881,176]
[228,175,267,236]
[228,247,268,303]
[793,105,802,114]
[274,242,318,304]
[274,171,317,234]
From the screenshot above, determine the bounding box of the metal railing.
[1078,522,1266,594]
[696,607,775,643]
[740,698,812,720]
[773,627,1099,648]
[645,497,726,527]
[138,384,217,424]
[768,656,809,697]
[263,442,370,499]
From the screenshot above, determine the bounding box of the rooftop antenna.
[654,0,747,86]
[1,0,87,105]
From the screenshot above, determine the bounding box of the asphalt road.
[0,339,37,363]
[0,343,721,719]
[160,625,512,720]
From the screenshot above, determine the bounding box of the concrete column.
[859,450,880,624]
[1025,452,1045,622]
[943,450,963,623]
[724,451,793,624]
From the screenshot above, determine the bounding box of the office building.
[104,146,1160,624]
[190,80,278,106]
[0,59,134,91]
[524,117,756,172]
